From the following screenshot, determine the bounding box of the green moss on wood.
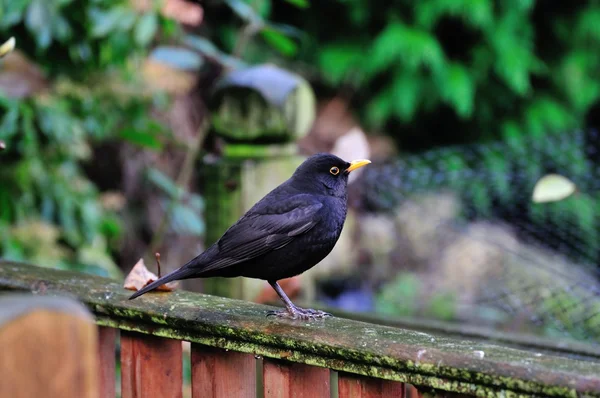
[1,261,599,397]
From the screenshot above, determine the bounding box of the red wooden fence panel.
[191,344,256,398]
[338,372,405,398]
[120,332,183,398]
[97,327,117,398]
[263,358,330,398]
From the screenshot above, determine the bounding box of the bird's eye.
[329,166,340,175]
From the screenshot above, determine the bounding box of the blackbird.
[129,153,371,319]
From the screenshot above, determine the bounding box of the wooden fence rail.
[1,260,600,397]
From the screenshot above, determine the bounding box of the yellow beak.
[346,159,371,173]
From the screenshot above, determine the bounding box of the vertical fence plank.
[0,303,99,398]
[263,358,330,398]
[191,344,256,398]
[405,385,420,398]
[338,373,405,398]
[120,332,182,398]
[98,327,117,398]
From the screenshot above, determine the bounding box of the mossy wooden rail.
[1,261,600,397]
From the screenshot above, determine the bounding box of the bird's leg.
[266,280,331,320]
[267,281,300,318]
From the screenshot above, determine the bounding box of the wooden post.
[338,372,405,398]
[120,332,183,398]
[263,358,330,397]
[190,344,256,398]
[202,64,316,300]
[0,294,99,398]
[98,327,117,398]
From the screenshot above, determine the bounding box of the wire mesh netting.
[360,129,600,345]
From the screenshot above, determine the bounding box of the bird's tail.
[128,267,195,300]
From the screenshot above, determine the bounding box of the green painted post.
[202,64,316,299]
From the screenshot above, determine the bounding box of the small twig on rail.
[155,252,162,278]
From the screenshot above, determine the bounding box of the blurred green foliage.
[0,0,170,277]
[376,272,457,321]
[149,0,306,73]
[151,0,600,150]
[249,0,600,149]
[0,0,296,277]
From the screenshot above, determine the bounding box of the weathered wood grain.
[98,327,117,398]
[121,332,182,398]
[191,344,256,398]
[263,358,330,398]
[338,372,405,398]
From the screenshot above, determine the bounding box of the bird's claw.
[267,307,332,320]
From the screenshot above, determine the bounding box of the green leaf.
[25,0,52,49]
[505,0,535,11]
[318,44,363,85]
[575,7,600,42]
[367,22,405,76]
[367,22,445,77]
[147,168,184,199]
[20,103,38,156]
[171,204,205,236]
[283,0,309,8]
[134,13,158,47]
[524,98,575,136]
[116,9,137,31]
[0,0,29,29]
[366,87,394,127]
[89,8,118,37]
[439,63,474,117]
[501,120,520,139]
[183,34,246,69]
[463,0,494,27]
[494,46,531,95]
[391,72,421,121]
[119,128,163,150]
[89,6,135,38]
[490,14,536,95]
[150,46,204,70]
[260,27,298,57]
[226,0,262,24]
[184,35,222,57]
[101,216,122,239]
[415,0,492,29]
[558,52,600,111]
[0,100,20,140]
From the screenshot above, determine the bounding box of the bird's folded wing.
[199,198,324,272]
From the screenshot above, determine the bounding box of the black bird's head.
[290,153,371,197]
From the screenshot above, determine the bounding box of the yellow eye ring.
[329,166,340,175]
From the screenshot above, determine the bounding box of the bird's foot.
[267,306,332,320]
